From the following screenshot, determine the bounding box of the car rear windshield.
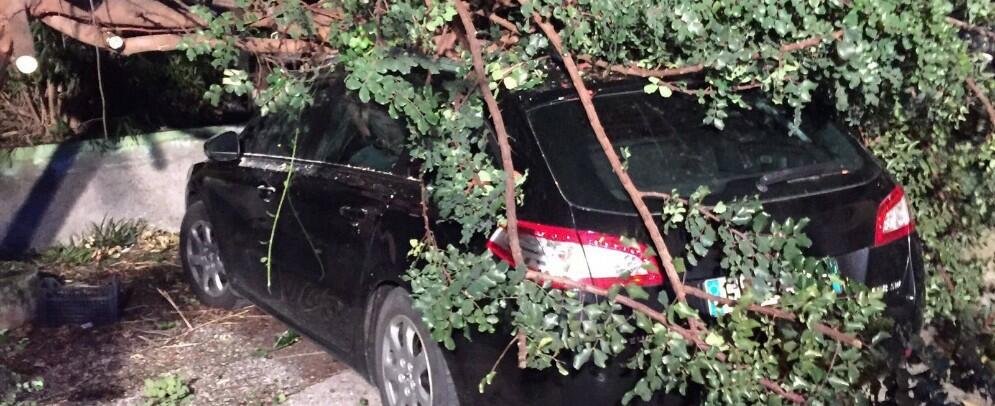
[526,90,870,210]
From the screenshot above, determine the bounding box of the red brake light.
[874,185,914,247]
[487,220,663,289]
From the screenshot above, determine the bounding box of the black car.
[180,77,924,406]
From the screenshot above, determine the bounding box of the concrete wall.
[0,127,240,258]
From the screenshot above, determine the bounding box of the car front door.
[275,83,416,353]
[207,108,326,320]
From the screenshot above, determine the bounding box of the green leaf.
[673,301,697,319]
[625,284,650,301]
[573,347,593,369]
[659,85,673,98]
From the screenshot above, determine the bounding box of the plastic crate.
[36,275,121,327]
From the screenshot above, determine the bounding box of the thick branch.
[579,30,843,79]
[455,0,528,369]
[946,17,995,41]
[761,379,806,404]
[39,15,328,55]
[684,286,863,349]
[28,0,202,32]
[454,0,524,278]
[532,15,692,308]
[526,270,810,404]
[524,270,714,355]
[966,77,995,138]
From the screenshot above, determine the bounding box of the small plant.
[142,373,191,406]
[155,321,177,331]
[272,330,300,351]
[1,372,43,406]
[83,217,149,251]
[39,218,149,265]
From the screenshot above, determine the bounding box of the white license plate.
[703,259,844,317]
[702,277,743,316]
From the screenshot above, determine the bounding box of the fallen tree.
[4,0,995,403]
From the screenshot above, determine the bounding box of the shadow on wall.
[0,128,222,259]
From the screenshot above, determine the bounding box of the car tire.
[373,288,459,406]
[180,200,245,310]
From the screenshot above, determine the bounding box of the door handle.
[257,183,277,202]
[338,206,369,221]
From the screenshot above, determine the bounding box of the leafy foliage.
[142,373,192,406]
[2,23,230,148]
[39,218,149,265]
[178,0,995,403]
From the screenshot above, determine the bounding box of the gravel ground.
[1,238,381,405]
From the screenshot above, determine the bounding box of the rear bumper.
[682,234,925,328]
[445,328,694,406]
[447,237,924,405]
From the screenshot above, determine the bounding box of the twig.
[486,335,521,378]
[761,378,806,404]
[937,265,957,293]
[133,328,174,337]
[157,342,202,350]
[87,0,110,139]
[516,329,527,368]
[265,129,300,290]
[271,351,326,360]
[156,288,193,331]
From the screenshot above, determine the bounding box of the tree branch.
[38,15,329,55]
[761,379,806,404]
[966,77,995,139]
[684,286,863,349]
[532,14,694,310]
[946,17,995,41]
[525,269,809,404]
[578,30,843,79]
[524,270,714,355]
[455,0,528,368]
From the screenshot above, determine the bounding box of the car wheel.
[180,201,244,309]
[373,288,459,406]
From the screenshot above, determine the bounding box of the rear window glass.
[527,91,869,208]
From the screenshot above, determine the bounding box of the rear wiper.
[755,162,848,192]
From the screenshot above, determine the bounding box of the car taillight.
[487,220,663,289]
[874,185,914,247]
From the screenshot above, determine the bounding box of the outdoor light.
[14,55,38,74]
[105,34,124,50]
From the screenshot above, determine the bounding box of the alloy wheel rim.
[381,314,433,406]
[186,220,228,297]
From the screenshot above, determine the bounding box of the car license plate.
[703,258,844,317]
[703,277,742,316]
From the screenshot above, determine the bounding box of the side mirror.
[204,131,241,162]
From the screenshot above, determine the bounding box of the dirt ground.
[1,239,381,405]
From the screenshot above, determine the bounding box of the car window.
[527,91,870,207]
[242,109,319,159]
[312,87,410,175]
[240,78,411,175]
